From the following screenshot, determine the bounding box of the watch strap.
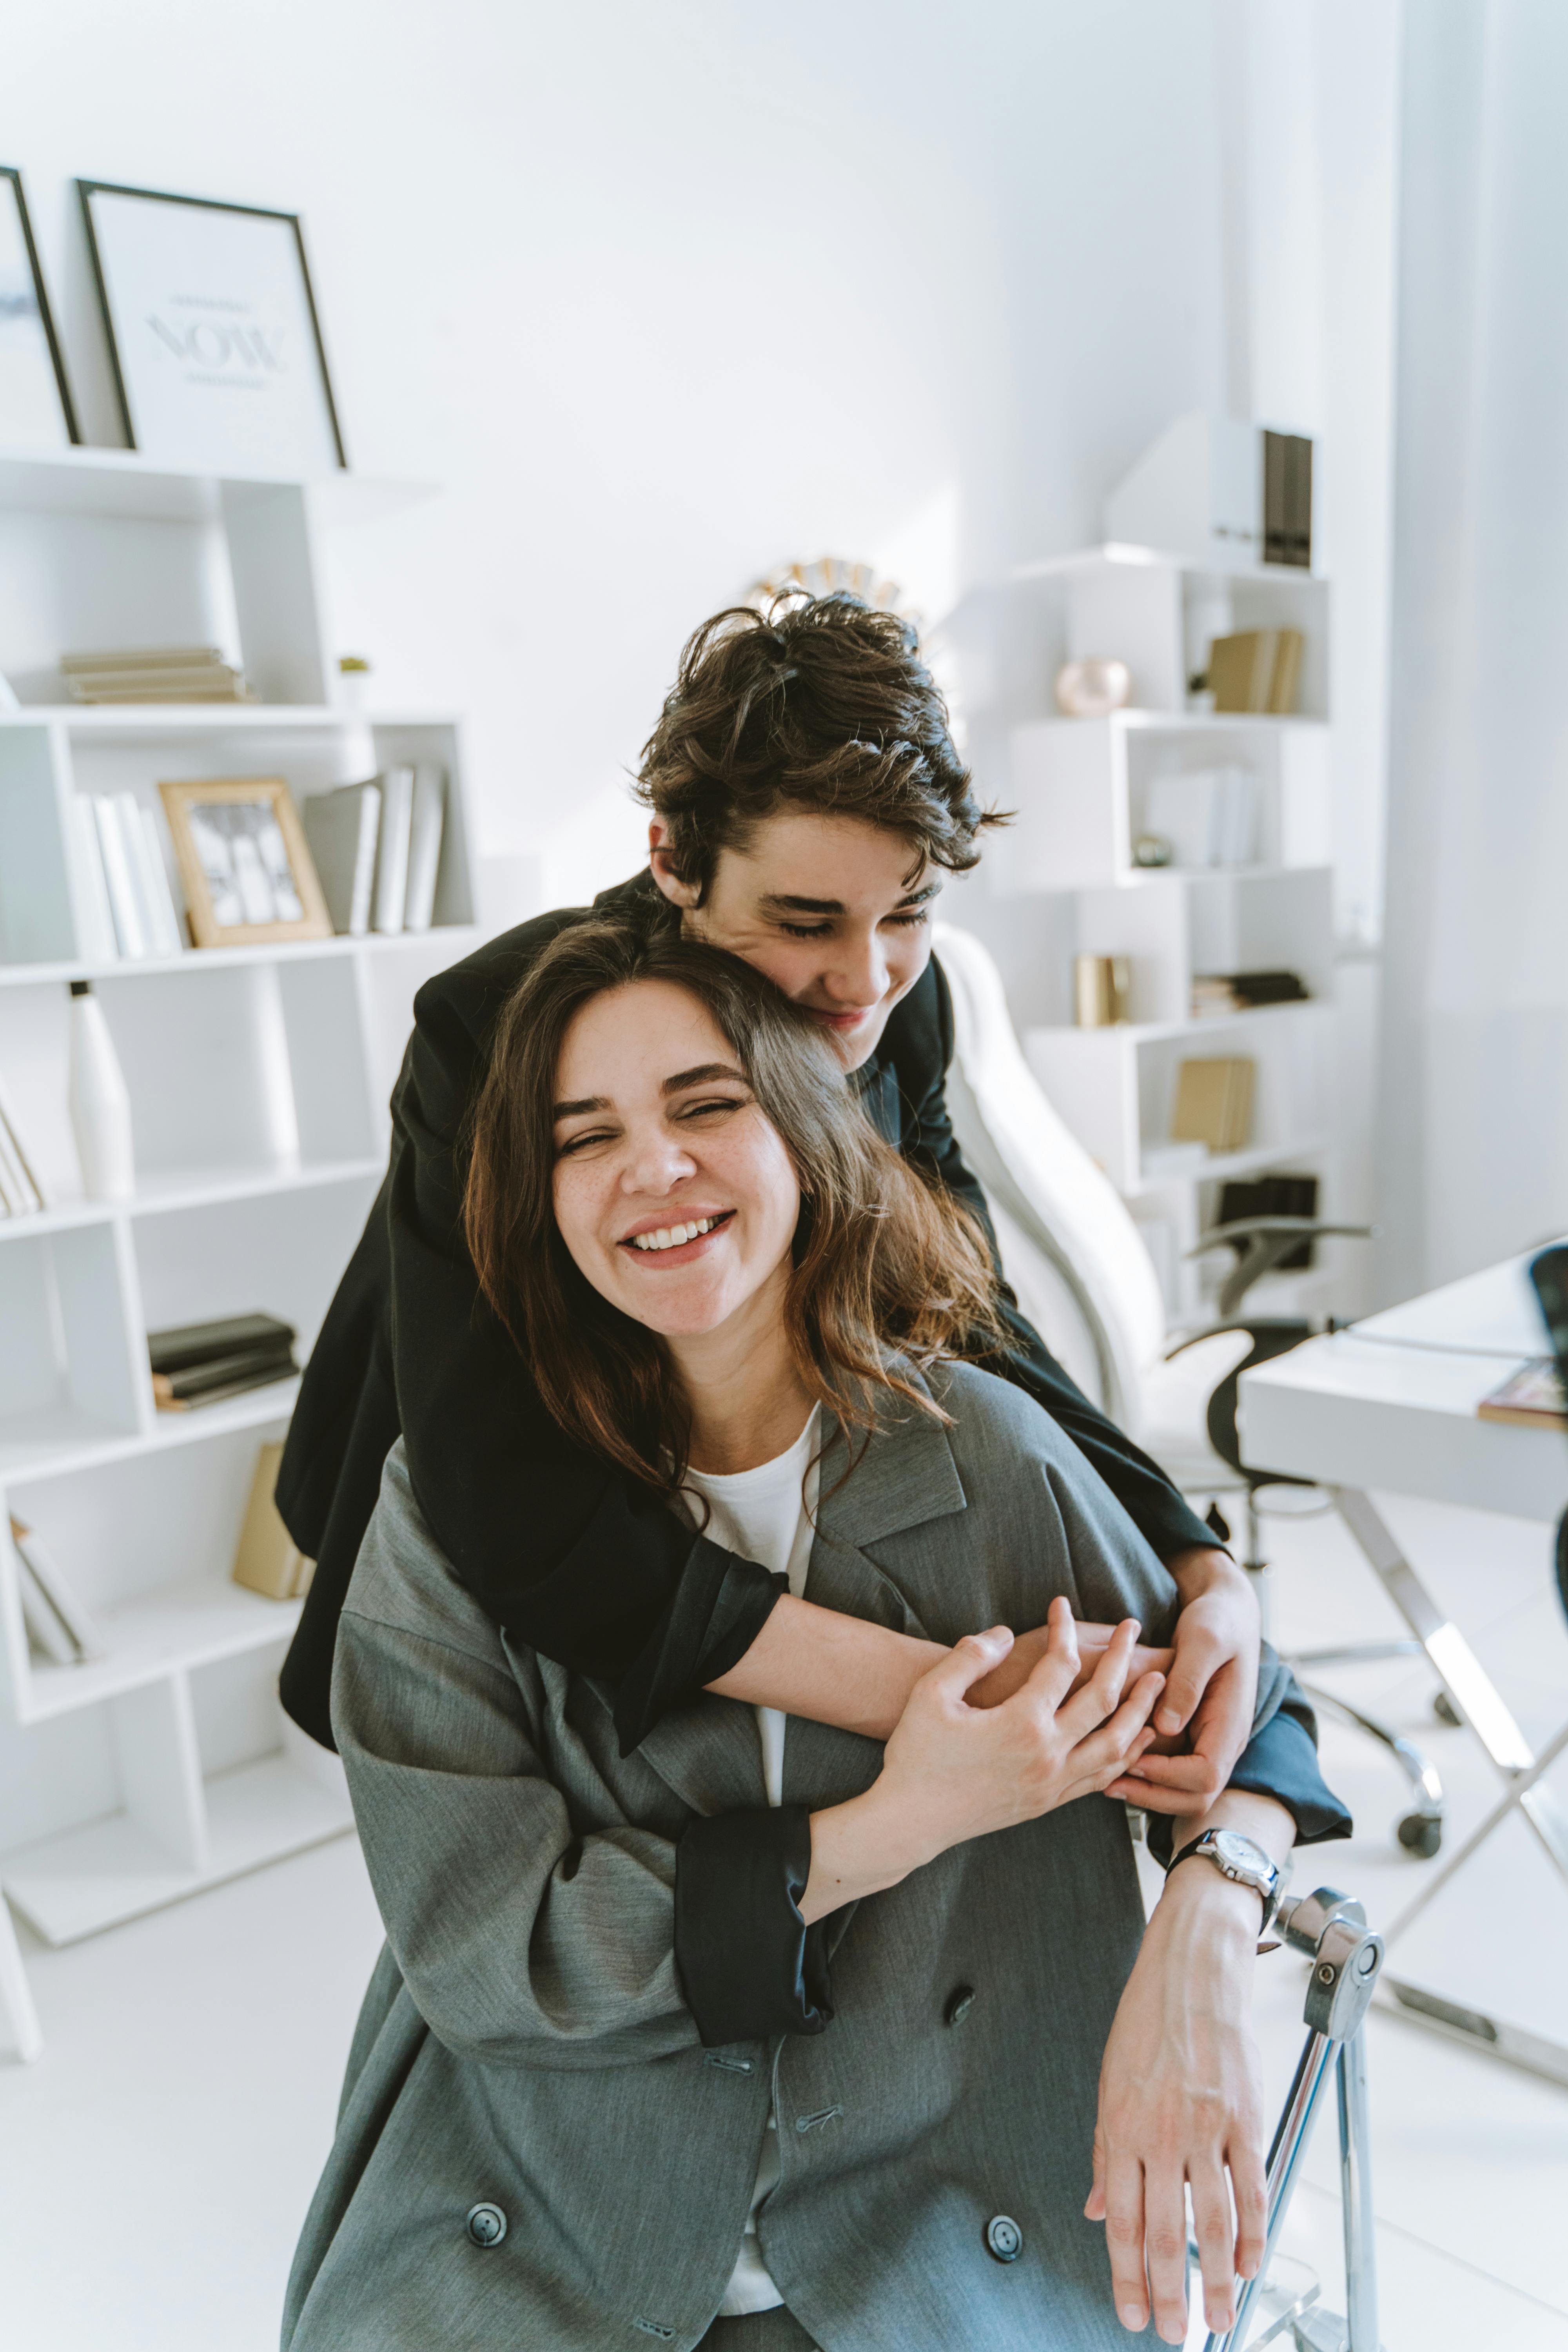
[1165,1832,1282,1949]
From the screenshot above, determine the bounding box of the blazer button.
[985,2214,1023,2263]
[944,1984,976,2027]
[466,2202,508,2247]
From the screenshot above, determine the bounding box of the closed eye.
[555,1125,619,1157]
[778,909,929,939]
[675,1092,749,1120]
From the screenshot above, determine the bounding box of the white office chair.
[933,921,1444,1858]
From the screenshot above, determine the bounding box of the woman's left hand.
[1085,1848,1271,2341]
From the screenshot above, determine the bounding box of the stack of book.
[0,1070,47,1216]
[59,647,254,705]
[148,1313,299,1412]
[9,1515,102,1666]
[301,766,446,936]
[1191,969,1310,1018]
[67,793,186,962]
[1202,630,1304,715]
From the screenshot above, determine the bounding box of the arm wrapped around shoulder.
[332,1454,701,2072]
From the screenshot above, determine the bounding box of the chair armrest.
[1185,1221,1374,1318]
[1187,1217,1374,1256]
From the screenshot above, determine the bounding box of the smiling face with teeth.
[551,978,803,1343]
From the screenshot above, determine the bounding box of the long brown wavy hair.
[463,917,1005,1496]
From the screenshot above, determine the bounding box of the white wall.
[5,0,1230,909]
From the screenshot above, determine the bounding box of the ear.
[648,819,701,909]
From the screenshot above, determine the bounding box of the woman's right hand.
[800,1600,1164,1920]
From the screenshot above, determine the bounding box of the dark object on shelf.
[1192,969,1312,1018]
[1263,428,1313,568]
[1227,969,1310,1005]
[148,1312,296,1376]
[1216,1175,1319,1272]
[152,1346,298,1409]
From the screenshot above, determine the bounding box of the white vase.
[67,981,135,1202]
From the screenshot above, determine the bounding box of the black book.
[1216,1174,1319,1271]
[147,1314,296,1378]
[1223,969,1310,1006]
[1262,430,1312,569]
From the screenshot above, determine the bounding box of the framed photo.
[1,165,79,449]
[159,779,332,947]
[78,179,346,475]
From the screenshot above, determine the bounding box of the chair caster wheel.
[1397,1812,1443,1859]
[1433,1691,1463,1728]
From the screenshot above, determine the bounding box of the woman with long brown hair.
[285,919,1345,2352]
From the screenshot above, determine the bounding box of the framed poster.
[159,779,332,947]
[0,165,79,448]
[78,180,346,475]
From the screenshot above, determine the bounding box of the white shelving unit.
[976,543,1341,1326]
[0,445,479,2016]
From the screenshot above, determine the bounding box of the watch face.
[1212,1830,1270,1881]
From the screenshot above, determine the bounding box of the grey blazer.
[284,1363,1293,2352]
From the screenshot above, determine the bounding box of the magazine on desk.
[1477,1359,1568,1430]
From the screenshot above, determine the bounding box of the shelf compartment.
[1003,712,1331,896]
[1025,1008,1332,1198]
[0,1223,144,1478]
[16,1576,304,1724]
[0,1749,353,1945]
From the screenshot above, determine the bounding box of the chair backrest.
[933,922,1169,1435]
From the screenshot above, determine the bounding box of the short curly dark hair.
[633,592,1004,896]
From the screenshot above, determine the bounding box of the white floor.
[2,1491,1567,2350]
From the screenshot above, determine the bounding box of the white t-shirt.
[681,1407,821,2319]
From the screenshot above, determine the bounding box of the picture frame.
[1,164,80,449]
[78,179,346,475]
[158,779,332,947]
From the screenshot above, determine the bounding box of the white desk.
[1240,1247,1568,2085]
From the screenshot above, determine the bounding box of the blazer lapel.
[784,1393,969,1810]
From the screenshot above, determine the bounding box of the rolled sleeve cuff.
[1143,1700,1354,1867]
[613,1541,786,1757]
[675,1804,835,2049]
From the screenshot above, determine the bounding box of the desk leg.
[1330,1488,1568,1884]
[1330,1488,1568,2088]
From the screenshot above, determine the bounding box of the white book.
[11,1517,102,1661]
[403,766,446,933]
[302,784,382,935]
[92,796,149,959]
[1209,769,1259,867]
[0,1071,45,1211]
[132,804,185,955]
[372,766,415,935]
[67,795,120,962]
[116,793,178,957]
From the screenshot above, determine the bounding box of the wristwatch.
[1165,1828,1283,1945]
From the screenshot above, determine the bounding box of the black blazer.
[276,873,1217,1752]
